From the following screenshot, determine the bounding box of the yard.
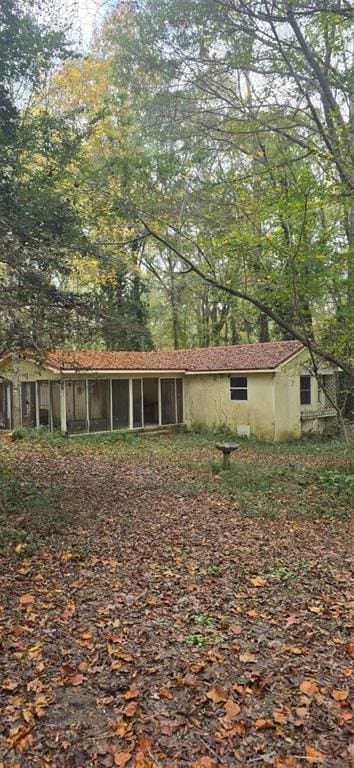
[0,431,353,767]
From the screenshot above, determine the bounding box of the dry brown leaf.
[223,698,241,721]
[19,594,35,606]
[331,688,349,701]
[299,679,319,696]
[345,642,354,657]
[255,718,274,730]
[123,701,137,717]
[273,710,287,725]
[22,708,33,724]
[304,745,324,763]
[282,645,304,655]
[124,687,139,700]
[207,685,228,704]
[192,758,218,768]
[61,552,73,561]
[250,577,267,587]
[239,652,257,663]
[159,687,171,699]
[114,751,132,767]
[2,677,18,691]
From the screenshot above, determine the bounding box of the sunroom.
[19,376,184,435]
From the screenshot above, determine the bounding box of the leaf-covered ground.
[0,432,353,767]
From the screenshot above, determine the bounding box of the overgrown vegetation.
[0,430,353,766]
[0,431,352,551]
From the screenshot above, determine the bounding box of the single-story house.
[0,341,338,441]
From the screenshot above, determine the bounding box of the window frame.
[230,376,248,401]
[300,375,311,406]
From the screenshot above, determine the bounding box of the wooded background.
[1,0,353,381]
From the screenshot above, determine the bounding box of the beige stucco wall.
[184,372,276,440]
[273,370,301,441]
[0,349,338,439]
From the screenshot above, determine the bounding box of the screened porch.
[19,377,184,435]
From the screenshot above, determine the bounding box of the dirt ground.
[0,433,353,767]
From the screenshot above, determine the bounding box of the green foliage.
[0,462,73,550]
[319,470,354,498]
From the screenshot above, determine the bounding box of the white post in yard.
[60,380,67,435]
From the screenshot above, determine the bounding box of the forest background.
[1,0,353,387]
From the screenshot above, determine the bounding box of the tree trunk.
[258,313,270,343]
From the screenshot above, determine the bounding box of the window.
[300,375,311,405]
[230,376,248,401]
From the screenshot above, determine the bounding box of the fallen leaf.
[207,685,228,704]
[61,552,73,561]
[192,758,218,768]
[250,577,267,587]
[239,652,257,663]
[124,687,139,700]
[159,687,171,699]
[223,698,241,721]
[282,645,304,655]
[331,688,349,701]
[2,677,18,691]
[114,751,132,767]
[22,707,33,724]
[299,679,319,696]
[273,710,287,725]
[123,701,137,717]
[19,594,35,606]
[305,745,324,763]
[255,718,274,730]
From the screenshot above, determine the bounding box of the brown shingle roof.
[44,340,303,373]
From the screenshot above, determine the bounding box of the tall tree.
[101,0,353,374]
[0,0,92,352]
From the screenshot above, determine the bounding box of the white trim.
[158,378,162,426]
[129,379,133,430]
[57,368,185,375]
[86,379,90,433]
[35,382,40,427]
[140,378,144,428]
[278,347,307,368]
[6,383,12,429]
[109,379,113,431]
[174,378,178,424]
[184,369,276,376]
[60,381,67,435]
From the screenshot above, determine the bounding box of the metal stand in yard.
[216,443,240,470]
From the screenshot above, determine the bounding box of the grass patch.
[0,461,76,551]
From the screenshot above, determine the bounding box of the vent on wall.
[237,424,251,438]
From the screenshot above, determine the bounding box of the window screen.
[230,376,248,401]
[300,375,311,405]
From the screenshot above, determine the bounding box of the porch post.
[60,380,67,435]
[49,382,53,432]
[109,379,113,431]
[158,378,162,426]
[129,379,133,429]
[35,382,40,427]
[6,384,12,429]
[86,379,90,433]
[174,378,178,424]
